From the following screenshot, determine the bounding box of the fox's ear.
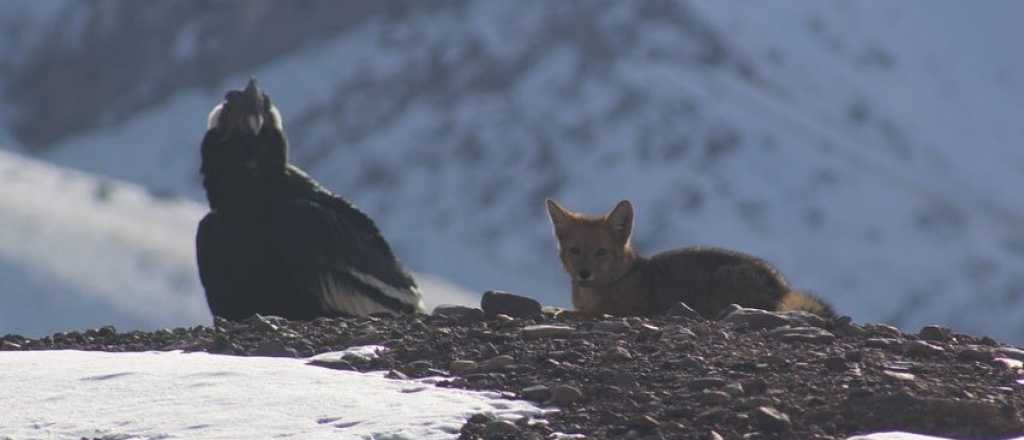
[546,199,573,234]
[605,200,633,242]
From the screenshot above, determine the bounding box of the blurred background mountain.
[1,0,1023,341]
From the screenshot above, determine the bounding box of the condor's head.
[201,78,288,184]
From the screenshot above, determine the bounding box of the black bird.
[196,79,425,321]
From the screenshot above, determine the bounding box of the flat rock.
[753,406,791,433]
[484,420,520,439]
[592,320,632,334]
[993,357,1023,370]
[449,360,479,374]
[903,340,945,356]
[995,346,1024,361]
[918,325,952,341]
[432,305,484,322]
[521,384,551,402]
[865,338,903,349]
[720,307,791,330]
[480,355,515,371]
[769,326,835,344]
[603,346,633,362]
[957,345,994,362]
[522,325,575,339]
[549,384,583,406]
[481,291,542,319]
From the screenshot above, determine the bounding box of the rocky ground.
[3,292,1024,440]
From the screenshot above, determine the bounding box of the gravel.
[3,303,1024,439]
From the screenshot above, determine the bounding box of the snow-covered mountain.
[1,1,1023,341]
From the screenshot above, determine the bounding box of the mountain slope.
[1,1,1023,340]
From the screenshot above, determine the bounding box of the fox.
[545,199,834,319]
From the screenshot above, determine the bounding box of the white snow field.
[0,149,479,337]
[0,349,543,440]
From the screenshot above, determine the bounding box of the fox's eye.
[595,248,608,257]
[569,247,581,255]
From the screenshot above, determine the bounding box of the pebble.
[958,345,995,362]
[251,340,297,357]
[995,347,1024,361]
[432,305,484,323]
[882,370,916,381]
[823,356,849,372]
[769,326,836,344]
[865,338,903,349]
[720,307,791,330]
[484,420,520,438]
[993,357,1023,370]
[864,324,903,338]
[724,382,745,397]
[480,355,515,371]
[688,377,727,390]
[709,431,725,440]
[521,384,551,402]
[248,314,280,332]
[593,321,632,334]
[481,290,542,319]
[449,360,478,374]
[549,385,584,406]
[629,415,661,430]
[522,325,576,339]
[698,391,731,405]
[904,340,946,356]
[604,346,633,362]
[753,406,791,433]
[408,360,433,371]
[918,325,952,341]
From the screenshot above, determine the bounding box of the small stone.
[494,314,515,323]
[449,360,479,374]
[866,338,903,349]
[521,385,551,402]
[995,347,1024,361]
[918,325,951,341]
[688,377,727,390]
[882,370,916,381]
[864,323,903,338]
[522,325,575,339]
[468,413,492,424]
[720,308,791,330]
[481,291,542,319]
[844,350,864,362]
[386,370,409,380]
[824,356,849,372]
[629,415,661,430]
[957,345,994,362]
[484,420,520,439]
[769,326,835,344]
[667,302,705,320]
[251,340,297,357]
[779,311,828,329]
[709,431,725,440]
[549,385,583,406]
[308,358,355,371]
[904,340,945,356]
[432,305,484,323]
[1,341,21,350]
[604,346,633,362]
[724,383,745,397]
[593,320,632,334]
[247,314,280,332]
[698,391,731,405]
[752,406,791,433]
[480,355,515,371]
[408,360,433,371]
[993,357,1024,370]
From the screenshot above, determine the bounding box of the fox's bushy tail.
[778,291,835,319]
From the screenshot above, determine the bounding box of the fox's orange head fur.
[546,199,638,287]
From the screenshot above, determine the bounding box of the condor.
[196,79,425,321]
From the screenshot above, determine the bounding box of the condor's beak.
[242,78,264,135]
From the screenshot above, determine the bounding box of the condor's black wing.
[267,193,425,317]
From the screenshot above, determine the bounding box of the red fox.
[545,199,834,319]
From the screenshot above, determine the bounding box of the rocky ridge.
[3,293,1023,439]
